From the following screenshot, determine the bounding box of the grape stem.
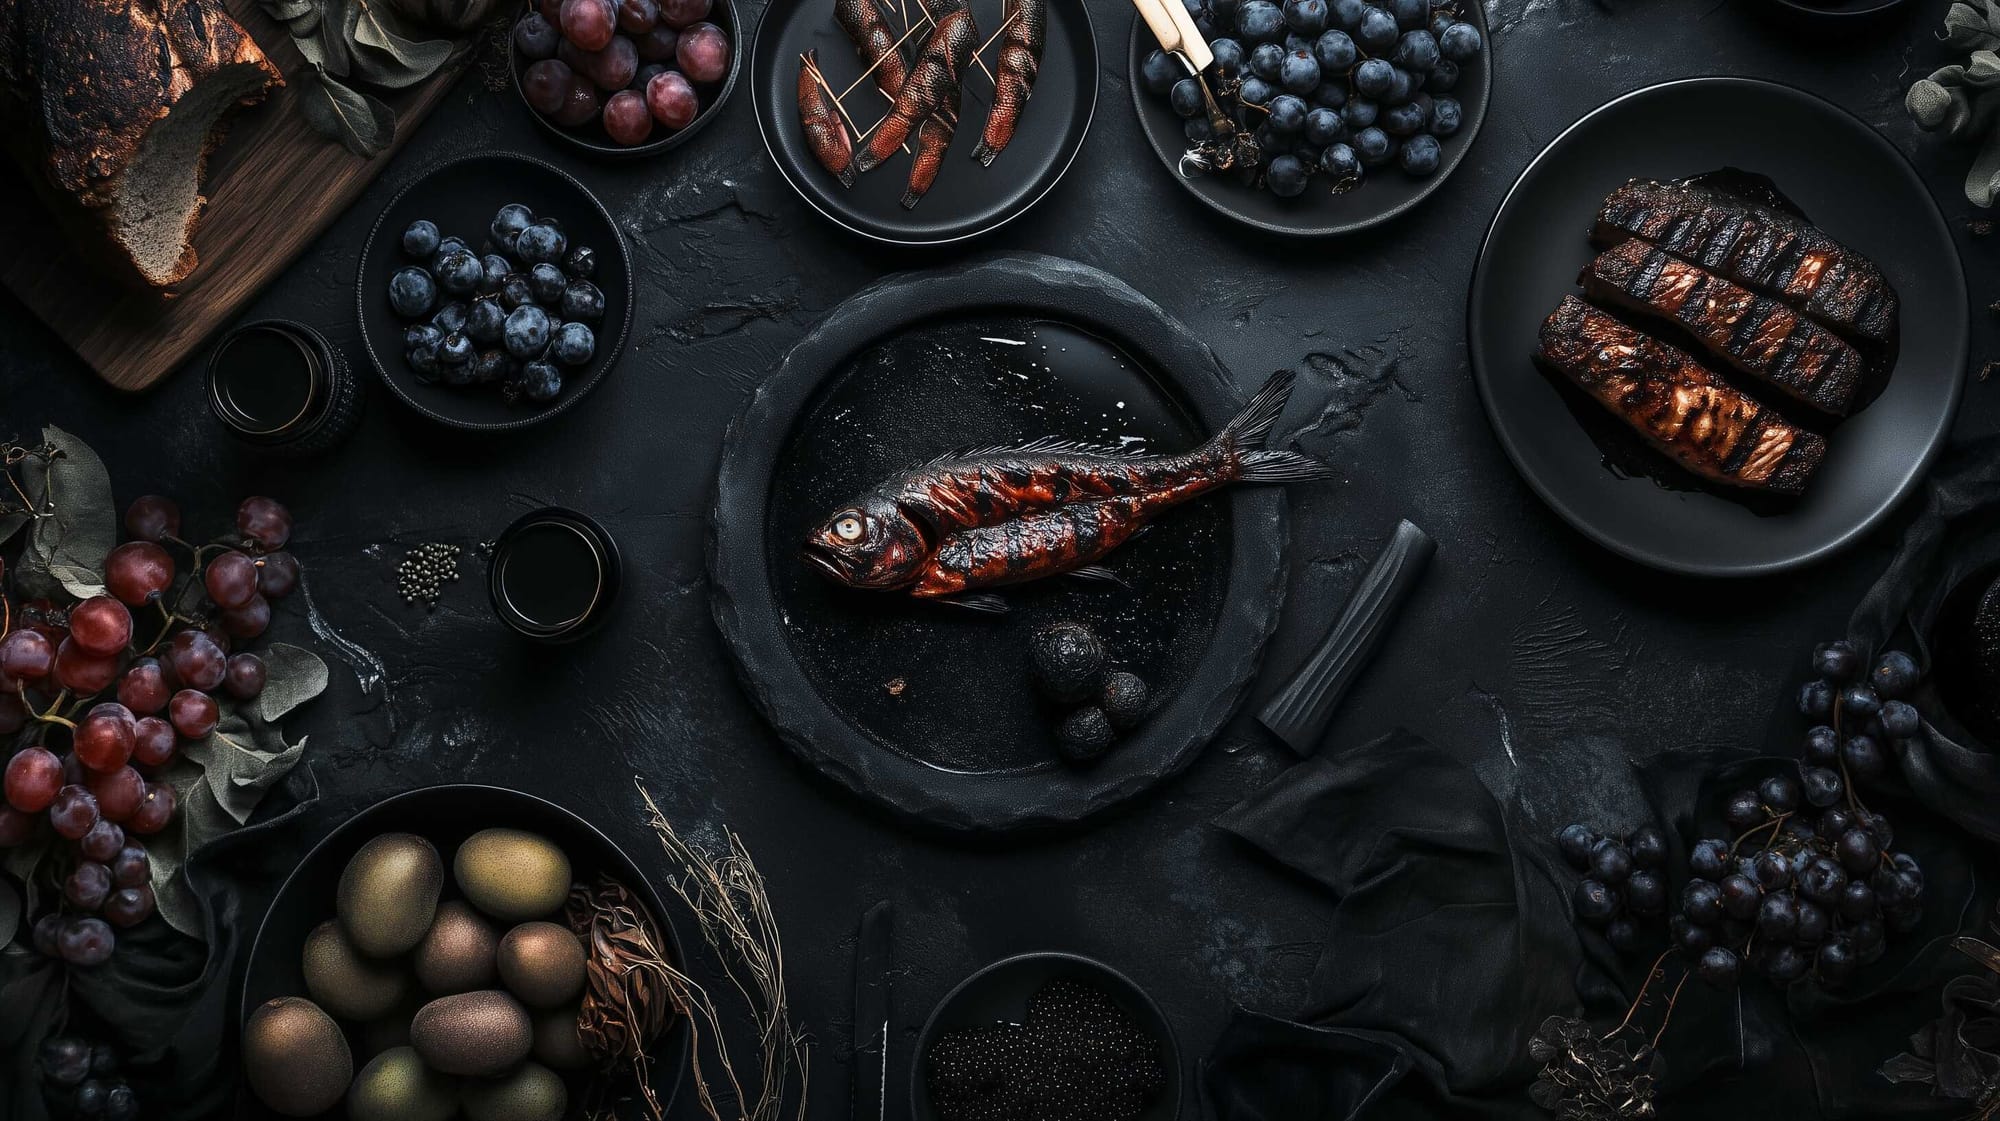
[1648,969,1690,1050]
[1602,948,1675,1041]
[1728,812,1790,862]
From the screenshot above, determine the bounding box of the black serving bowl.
[356,153,633,431]
[1753,0,1912,31]
[911,951,1182,1121]
[509,0,742,158]
[241,784,688,1120]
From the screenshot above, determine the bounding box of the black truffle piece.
[1099,672,1150,729]
[1056,707,1115,765]
[1030,622,1105,703]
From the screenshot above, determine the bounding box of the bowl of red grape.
[511,0,742,156]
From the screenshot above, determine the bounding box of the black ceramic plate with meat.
[356,153,634,432]
[1125,0,1490,237]
[750,0,1097,244]
[1466,77,1965,578]
[710,255,1292,831]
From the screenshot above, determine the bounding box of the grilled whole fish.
[970,0,1045,166]
[798,50,855,186]
[850,3,975,174]
[834,0,907,98]
[1535,296,1825,495]
[1594,178,1897,346]
[804,370,1332,609]
[1581,239,1864,416]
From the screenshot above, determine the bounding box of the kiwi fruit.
[338,833,444,957]
[460,1060,568,1121]
[454,828,570,922]
[530,1003,592,1070]
[301,920,409,1021]
[347,1045,455,1121]
[242,997,352,1116]
[496,921,587,1009]
[415,900,500,994]
[409,989,532,1076]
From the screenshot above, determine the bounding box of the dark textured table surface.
[4,0,1997,1114]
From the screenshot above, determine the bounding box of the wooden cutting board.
[0,0,474,393]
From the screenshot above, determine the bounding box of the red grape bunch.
[514,0,731,146]
[1,495,302,966]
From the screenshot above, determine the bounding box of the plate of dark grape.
[510,0,741,156]
[749,0,1099,245]
[356,153,633,432]
[1128,0,1489,237]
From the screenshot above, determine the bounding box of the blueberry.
[1425,57,1459,93]
[503,304,553,360]
[1250,41,1285,79]
[1284,31,1312,51]
[499,272,536,310]
[1185,116,1216,143]
[528,262,568,304]
[1237,0,1285,40]
[1813,639,1861,681]
[1279,48,1321,92]
[1267,93,1309,131]
[388,267,437,318]
[1311,82,1348,109]
[490,203,535,252]
[1438,20,1481,61]
[1313,28,1357,72]
[431,236,470,271]
[1284,0,1328,34]
[550,321,596,366]
[1320,142,1362,188]
[1430,96,1462,136]
[1841,683,1882,719]
[1210,37,1246,76]
[1254,122,1292,154]
[560,280,607,322]
[1388,0,1425,27]
[435,249,483,297]
[473,348,515,384]
[1170,77,1206,118]
[1429,8,1453,36]
[1382,66,1415,104]
[563,245,598,282]
[1381,99,1426,136]
[1341,97,1377,129]
[401,219,441,258]
[1879,699,1921,738]
[1331,0,1368,28]
[403,323,443,354]
[1797,678,1835,719]
[514,221,567,265]
[1264,153,1310,197]
[466,295,507,346]
[477,253,511,294]
[1353,125,1393,165]
[1303,106,1346,145]
[1239,76,1277,105]
[406,341,440,380]
[431,300,469,335]
[518,359,563,403]
[1212,0,1240,19]
[1871,651,1921,698]
[1355,6,1398,51]
[1393,28,1439,71]
[438,330,475,365]
[1353,57,1394,97]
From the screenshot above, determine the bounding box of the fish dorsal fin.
[921,435,1147,465]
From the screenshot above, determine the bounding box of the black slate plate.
[1126,1,1490,237]
[240,784,688,1120]
[911,952,1183,1121]
[709,254,1292,832]
[750,0,1098,244]
[1466,77,1965,578]
[356,153,633,431]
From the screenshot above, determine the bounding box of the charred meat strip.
[1580,239,1864,416]
[970,0,1045,166]
[834,0,907,98]
[850,4,976,175]
[1535,296,1825,495]
[1593,179,1897,345]
[797,50,855,186]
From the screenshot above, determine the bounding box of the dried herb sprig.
[1530,952,1688,1121]
[637,780,810,1121]
[1881,905,2000,1117]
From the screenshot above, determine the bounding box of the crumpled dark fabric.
[0,765,319,1121]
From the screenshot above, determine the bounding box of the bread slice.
[0,0,282,291]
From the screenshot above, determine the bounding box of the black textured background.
[3,0,1998,1115]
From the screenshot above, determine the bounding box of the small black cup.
[488,507,621,642]
[207,320,362,455]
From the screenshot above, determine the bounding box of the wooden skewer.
[909,0,997,85]
[836,15,929,100]
[803,53,911,154]
[971,6,1020,66]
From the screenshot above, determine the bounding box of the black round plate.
[1756,0,1910,27]
[508,0,743,158]
[240,784,689,1121]
[911,952,1182,1121]
[751,0,1098,244]
[356,153,634,431]
[1126,2,1490,237]
[1467,77,1965,577]
[709,254,1290,832]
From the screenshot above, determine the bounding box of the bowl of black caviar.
[912,951,1181,1121]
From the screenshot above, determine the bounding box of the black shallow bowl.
[1755,0,1911,29]
[911,952,1183,1121]
[508,0,742,158]
[1126,0,1490,237]
[751,0,1098,245]
[709,254,1292,832]
[1467,77,1965,578]
[357,153,634,431]
[240,785,689,1120]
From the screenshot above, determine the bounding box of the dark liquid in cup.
[496,521,602,629]
[211,327,317,434]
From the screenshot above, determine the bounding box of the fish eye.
[833,515,865,542]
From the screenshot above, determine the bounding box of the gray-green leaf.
[256,643,331,722]
[348,0,454,88]
[299,67,396,157]
[0,446,51,550]
[25,425,115,599]
[318,0,355,78]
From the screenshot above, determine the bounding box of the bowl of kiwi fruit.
[238,785,687,1120]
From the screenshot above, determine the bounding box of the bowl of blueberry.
[510,0,740,157]
[356,153,633,431]
[1128,0,1490,236]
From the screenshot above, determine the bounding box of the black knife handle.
[1258,519,1435,755]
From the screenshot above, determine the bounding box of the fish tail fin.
[1217,371,1334,483]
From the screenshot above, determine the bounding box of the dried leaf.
[19,425,115,600]
[298,67,395,156]
[318,0,354,78]
[256,643,330,721]
[348,0,453,89]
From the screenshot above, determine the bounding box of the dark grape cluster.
[515,0,728,145]
[1,496,301,965]
[1555,823,1670,954]
[39,1036,138,1121]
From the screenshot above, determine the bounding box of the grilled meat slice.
[1593,178,1897,346]
[1580,239,1864,416]
[1536,296,1825,495]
